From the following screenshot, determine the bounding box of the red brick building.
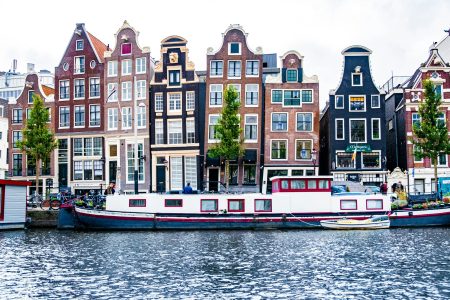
[263,51,320,193]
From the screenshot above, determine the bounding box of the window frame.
[270,139,288,161]
[74,105,85,128]
[271,89,283,104]
[209,84,223,107]
[201,199,218,212]
[155,93,164,112]
[335,118,345,140]
[227,60,242,79]
[244,114,258,142]
[228,199,245,213]
[340,199,358,210]
[286,69,298,82]
[351,73,363,86]
[210,60,223,77]
[254,199,272,212]
[349,118,367,143]
[271,112,288,132]
[74,78,85,100]
[121,59,132,76]
[129,199,146,208]
[107,60,118,77]
[335,95,344,109]
[75,39,84,51]
[74,55,85,74]
[135,57,147,74]
[371,118,381,140]
[208,114,220,142]
[371,95,380,108]
[107,107,118,130]
[296,112,313,132]
[245,84,259,107]
[59,80,70,100]
[59,106,70,128]
[295,139,313,160]
[165,199,183,208]
[366,199,383,210]
[228,42,241,55]
[349,95,366,112]
[89,77,100,99]
[246,60,259,77]
[186,91,195,111]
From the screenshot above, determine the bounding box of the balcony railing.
[381,76,411,94]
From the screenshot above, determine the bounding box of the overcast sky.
[2,0,449,108]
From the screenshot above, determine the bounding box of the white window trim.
[89,77,100,99]
[167,119,183,144]
[122,59,132,76]
[271,89,283,104]
[122,107,132,130]
[228,42,242,55]
[59,80,70,101]
[136,80,146,100]
[244,114,258,143]
[135,57,147,74]
[121,81,132,102]
[107,108,118,131]
[351,72,363,87]
[227,60,242,79]
[270,112,288,132]
[107,60,118,77]
[209,84,223,108]
[335,150,355,169]
[245,84,259,107]
[73,105,85,128]
[286,68,298,82]
[154,119,164,144]
[210,60,224,78]
[121,43,132,56]
[245,60,259,77]
[349,95,366,112]
[167,92,182,114]
[413,145,423,163]
[371,94,380,108]
[89,104,101,128]
[335,95,344,109]
[295,112,313,132]
[349,118,367,144]
[186,91,196,111]
[371,118,381,140]
[137,105,146,129]
[186,117,196,144]
[438,153,448,167]
[125,142,145,184]
[281,89,302,108]
[361,150,381,169]
[75,39,84,51]
[155,93,164,112]
[73,78,85,100]
[208,114,220,143]
[59,106,70,129]
[167,68,182,88]
[107,83,118,102]
[270,139,288,161]
[74,55,85,75]
[294,139,314,161]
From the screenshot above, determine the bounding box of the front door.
[266,169,288,193]
[109,161,117,183]
[156,165,166,193]
[58,163,68,189]
[209,168,219,192]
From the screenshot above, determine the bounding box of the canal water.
[1,228,450,299]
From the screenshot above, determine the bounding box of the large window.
[185,157,197,189]
[286,69,297,82]
[169,93,181,111]
[372,118,380,140]
[84,161,93,180]
[89,78,100,98]
[272,90,282,103]
[59,107,70,128]
[122,59,132,75]
[122,107,132,129]
[12,131,22,148]
[243,164,256,184]
[108,61,118,77]
[228,61,241,78]
[122,82,132,101]
[186,91,195,110]
[136,80,146,99]
[155,120,164,144]
[107,83,118,101]
[245,84,258,106]
[295,140,312,160]
[74,56,85,74]
[209,115,219,140]
[349,96,365,111]
[74,138,83,156]
[336,152,354,168]
[296,113,312,131]
[170,157,182,190]
[169,70,180,86]
[168,120,182,144]
[186,119,195,143]
[210,84,223,106]
[283,90,300,106]
[336,119,344,140]
[74,161,83,180]
[155,94,164,112]
[13,154,22,176]
[127,143,144,182]
[59,80,70,100]
[210,60,223,77]
[246,60,259,76]
[350,119,366,143]
[137,105,146,128]
[244,115,257,141]
[89,105,100,127]
[74,105,85,127]
[74,79,85,99]
[136,57,147,74]
[271,140,287,160]
[362,152,380,169]
[108,108,118,130]
[335,95,344,109]
[272,113,287,131]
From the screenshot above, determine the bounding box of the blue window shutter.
[282,68,286,83]
[298,68,303,83]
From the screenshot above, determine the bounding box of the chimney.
[12,59,17,73]
[27,63,35,73]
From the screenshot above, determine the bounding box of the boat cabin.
[0,180,31,230]
[270,176,332,193]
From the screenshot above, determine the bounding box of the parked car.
[365,185,381,194]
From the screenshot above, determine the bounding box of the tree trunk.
[225,159,229,193]
[35,158,41,197]
[434,156,438,195]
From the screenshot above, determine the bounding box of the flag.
[351,148,357,162]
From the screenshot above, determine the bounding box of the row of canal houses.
[6,21,450,195]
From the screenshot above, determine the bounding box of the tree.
[208,86,244,192]
[17,95,58,196]
[412,79,450,193]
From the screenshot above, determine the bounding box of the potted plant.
[422,203,428,210]
[391,203,399,210]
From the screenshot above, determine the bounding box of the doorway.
[266,169,288,193]
[208,168,219,192]
[109,161,117,183]
[156,165,166,193]
[58,163,68,189]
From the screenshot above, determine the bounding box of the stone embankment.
[26,209,58,228]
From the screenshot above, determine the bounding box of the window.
[291,180,306,189]
[435,84,443,99]
[169,70,180,86]
[84,161,93,180]
[271,140,287,160]
[93,138,102,156]
[372,119,381,140]
[133,105,145,129]
[283,90,300,106]
[136,57,147,74]
[371,95,380,108]
[89,105,101,127]
[229,43,241,55]
[296,140,312,160]
[335,119,344,140]
[308,180,317,189]
[89,78,100,98]
[367,199,383,210]
[155,120,164,144]
[228,199,245,212]
[319,180,329,189]
[73,138,83,156]
[168,93,181,111]
[74,161,83,180]
[201,199,218,212]
[389,119,394,130]
[302,90,313,103]
[170,157,182,190]
[121,43,132,55]
[246,61,259,76]
[59,80,70,100]
[412,113,421,129]
[108,61,118,77]
[228,84,241,101]
[362,152,380,168]
[165,199,182,207]
[336,152,355,168]
[228,61,241,78]
[352,73,362,86]
[74,56,85,74]
[186,91,195,110]
[122,82,132,101]
[28,90,34,104]
[413,145,422,162]
[255,199,272,212]
[272,90,282,103]
[127,143,144,182]
[296,113,312,131]
[12,109,22,124]
[186,119,195,143]
[122,60,132,75]
[244,115,258,141]
[74,106,85,127]
[209,115,219,140]
[122,107,132,129]
[438,112,446,127]
[185,156,197,189]
[439,153,447,166]
[74,79,85,99]
[108,108,118,130]
[12,131,22,148]
[136,80,146,99]
[155,94,164,112]
[107,83,118,101]
[210,84,223,106]
[210,60,223,76]
[13,154,22,176]
[287,69,298,82]
[168,120,182,144]
[243,164,256,184]
[341,200,357,210]
[76,39,84,51]
[59,107,70,128]
[94,160,103,180]
[129,199,146,207]
[229,164,238,185]
[350,119,366,143]
[245,84,258,106]
[349,96,365,111]
[335,95,344,109]
[272,113,287,131]
[84,138,93,156]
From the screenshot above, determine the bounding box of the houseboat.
[58,176,391,230]
[0,180,31,230]
[390,208,450,227]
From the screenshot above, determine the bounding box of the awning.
[244,149,257,163]
[205,151,220,167]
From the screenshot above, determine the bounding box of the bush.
[391,203,399,210]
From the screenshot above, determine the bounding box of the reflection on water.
[1,229,450,299]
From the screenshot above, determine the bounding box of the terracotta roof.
[41,85,55,97]
[87,31,107,63]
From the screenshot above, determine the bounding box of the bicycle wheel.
[50,200,61,210]
[40,199,51,210]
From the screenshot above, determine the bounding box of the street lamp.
[311,148,317,176]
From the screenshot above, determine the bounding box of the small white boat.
[320,216,390,230]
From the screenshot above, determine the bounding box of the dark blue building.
[320,46,386,185]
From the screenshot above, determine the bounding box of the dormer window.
[286,69,297,82]
[28,90,34,104]
[76,40,84,51]
[169,70,180,86]
[352,73,362,86]
[228,43,241,55]
[121,43,132,55]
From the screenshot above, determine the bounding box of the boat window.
[319,180,329,189]
[255,199,272,212]
[367,199,383,210]
[228,199,245,212]
[165,199,183,207]
[281,180,289,189]
[272,181,278,192]
[201,199,218,212]
[291,180,305,189]
[129,199,146,207]
[340,200,357,210]
[308,180,317,189]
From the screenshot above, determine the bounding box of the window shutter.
[281,68,286,83]
[298,68,303,83]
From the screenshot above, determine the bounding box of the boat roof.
[270,176,334,181]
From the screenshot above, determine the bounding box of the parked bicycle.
[27,192,60,210]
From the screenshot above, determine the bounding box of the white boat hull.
[320,219,390,230]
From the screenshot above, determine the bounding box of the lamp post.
[311,148,317,176]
